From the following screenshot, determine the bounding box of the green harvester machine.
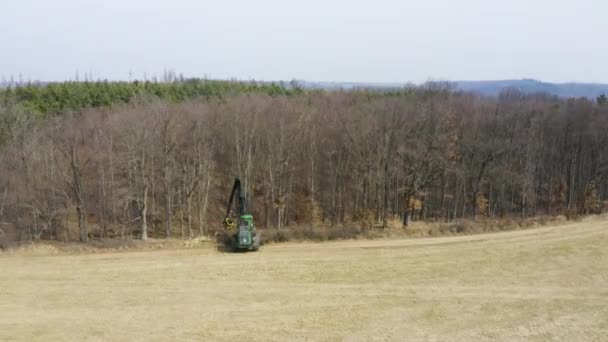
[222,179,260,251]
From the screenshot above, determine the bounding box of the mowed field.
[1,218,608,341]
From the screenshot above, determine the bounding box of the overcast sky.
[1,0,607,83]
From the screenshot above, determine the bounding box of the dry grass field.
[1,217,607,341]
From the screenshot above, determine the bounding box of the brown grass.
[1,217,607,341]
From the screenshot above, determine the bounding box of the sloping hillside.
[1,217,607,341]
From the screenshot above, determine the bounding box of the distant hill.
[455,79,608,99]
[0,81,47,89]
[299,79,608,99]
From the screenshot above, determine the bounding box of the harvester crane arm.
[225,178,245,219]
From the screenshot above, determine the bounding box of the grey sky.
[1,0,607,83]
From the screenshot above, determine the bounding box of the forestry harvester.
[221,178,260,251]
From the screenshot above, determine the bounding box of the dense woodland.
[0,79,607,242]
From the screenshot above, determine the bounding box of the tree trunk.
[76,205,86,242]
[187,196,192,239]
[109,133,116,225]
[69,145,87,242]
[141,182,148,240]
[200,166,211,235]
[382,160,389,228]
[165,185,171,238]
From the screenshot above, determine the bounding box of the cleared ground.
[1,218,608,341]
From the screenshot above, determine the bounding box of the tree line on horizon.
[0,80,607,243]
